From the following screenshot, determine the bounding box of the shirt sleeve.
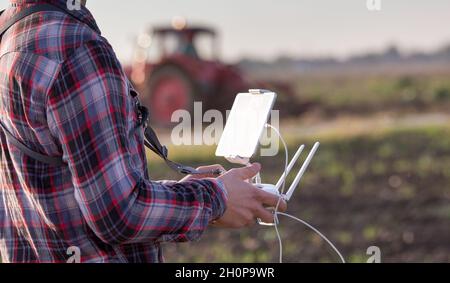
[45,39,227,245]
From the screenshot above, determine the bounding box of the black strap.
[0,121,65,166]
[0,3,98,39]
[0,5,222,175]
[143,126,222,175]
[138,103,222,175]
[0,4,73,166]
[0,4,66,39]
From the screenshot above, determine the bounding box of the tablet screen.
[215,91,277,163]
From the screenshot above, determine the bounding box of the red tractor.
[127,20,298,126]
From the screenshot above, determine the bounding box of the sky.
[1,0,450,63]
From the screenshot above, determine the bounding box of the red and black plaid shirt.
[0,0,227,263]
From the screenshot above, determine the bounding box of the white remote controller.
[254,142,320,225]
[255,184,283,198]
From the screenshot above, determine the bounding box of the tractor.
[127,19,298,126]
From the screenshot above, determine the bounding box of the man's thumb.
[235,163,261,180]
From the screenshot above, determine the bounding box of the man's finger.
[196,164,225,175]
[255,205,275,224]
[197,164,225,171]
[233,163,261,180]
[180,164,225,182]
[257,190,287,212]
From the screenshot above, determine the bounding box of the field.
[149,71,450,263]
[293,72,450,117]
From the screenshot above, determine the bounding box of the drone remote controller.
[254,142,320,226]
[215,90,320,224]
[254,142,320,201]
[255,184,282,197]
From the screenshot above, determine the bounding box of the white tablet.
[215,90,277,164]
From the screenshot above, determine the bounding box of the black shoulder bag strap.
[0,5,222,175]
[143,125,220,175]
[0,4,69,37]
[0,4,68,166]
[137,104,222,175]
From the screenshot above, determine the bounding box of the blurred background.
[119,0,450,263]
[3,0,450,262]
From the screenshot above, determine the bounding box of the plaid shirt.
[0,0,227,263]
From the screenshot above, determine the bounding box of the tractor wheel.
[146,65,197,126]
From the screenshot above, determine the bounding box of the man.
[0,0,286,262]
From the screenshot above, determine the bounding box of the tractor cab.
[129,19,245,126]
[135,16,220,64]
[150,26,219,62]
[130,20,221,86]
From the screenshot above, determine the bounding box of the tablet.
[215,90,277,164]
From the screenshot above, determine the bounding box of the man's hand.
[213,163,287,228]
[180,164,226,182]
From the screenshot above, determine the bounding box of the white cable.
[264,124,345,263]
[276,212,346,263]
[265,124,288,263]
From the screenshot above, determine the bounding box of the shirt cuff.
[205,178,228,222]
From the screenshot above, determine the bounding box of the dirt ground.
[150,112,450,263]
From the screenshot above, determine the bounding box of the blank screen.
[215,92,276,163]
